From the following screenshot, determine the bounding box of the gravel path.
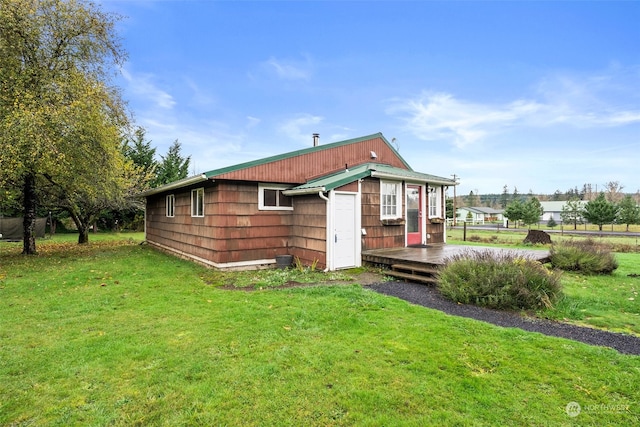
[367,281,640,356]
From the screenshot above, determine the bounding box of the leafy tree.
[582,192,619,231]
[37,74,139,244]
[604,181,624,203]
[504,200,524,228]
[521,197,543,229]
[617,195,640,232]
[0,0,126,251]
[560,197,583,230]
[108,127,158,231]
[153,140,191,187]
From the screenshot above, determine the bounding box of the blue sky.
[101,0,640,196]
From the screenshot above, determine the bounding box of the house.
[540,201,587,223]
[456,206,504,224]
[140,133,457,271]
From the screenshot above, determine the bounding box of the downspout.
[318,191,330,271]
[318,191,329,202]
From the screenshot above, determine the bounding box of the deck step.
[385,270,438,284]
[391,263,439,275]
[387,263,439,284]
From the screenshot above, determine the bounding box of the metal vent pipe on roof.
[313,133,319,146]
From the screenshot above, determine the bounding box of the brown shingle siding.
[211,137,407,183]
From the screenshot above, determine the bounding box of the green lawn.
[539,252,640,335]
[446,228,640,335]
[447,227,640,252]
[1,236,639,425]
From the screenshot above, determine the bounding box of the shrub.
[437,250,563,310]
[549,238,618,274]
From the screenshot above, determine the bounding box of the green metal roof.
[203,132,410,178]
[283,163,457,195]
[367,164,458,185]
[141,133,456,198]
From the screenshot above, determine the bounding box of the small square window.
[259,184,293,211]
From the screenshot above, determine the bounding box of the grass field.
[447,228,640,335]
[1,234,639,425]
[447,227,640,251]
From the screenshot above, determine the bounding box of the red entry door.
[406,185,422,246]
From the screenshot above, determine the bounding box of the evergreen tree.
[504,200,524,228]
[123,127,157,180]
[582,193,618,231]
[445,198,454,220]
[466,191,479,207]
[617,195,640,232]
[500,185,509,208]
[153,140,191,187]
[522,197,543,229]
[547,217,557,228]
[560,197,583,230]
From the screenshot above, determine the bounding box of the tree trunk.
[22,173,37,255]
[77,224,89,244]
[68,210,90,244]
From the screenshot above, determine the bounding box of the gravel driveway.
[367,281,640,356]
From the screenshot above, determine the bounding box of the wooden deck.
[362,244,550,284]
[363,244,550,266]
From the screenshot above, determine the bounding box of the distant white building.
[456,206,504,224]
[540,201,587,222]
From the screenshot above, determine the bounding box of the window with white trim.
[166,194,175,217]
[428,186,441,218]
[191,188,204,217]
[380,181,402,219]
[258,184,293,211]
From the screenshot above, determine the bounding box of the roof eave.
[138,174,210,197]
[370,171,456,186]
[282,186,327,196]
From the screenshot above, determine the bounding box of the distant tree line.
[459,181,639,209]
[451,181,640,231]
[500,193,640,231]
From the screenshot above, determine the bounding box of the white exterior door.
[333,193,359,269]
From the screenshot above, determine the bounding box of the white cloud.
[120,68,176,109]
[389,67,640,148]
[389,92,542,148]
[246,116,261,128]
[261,56,313,81]
[279,113,324,144]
